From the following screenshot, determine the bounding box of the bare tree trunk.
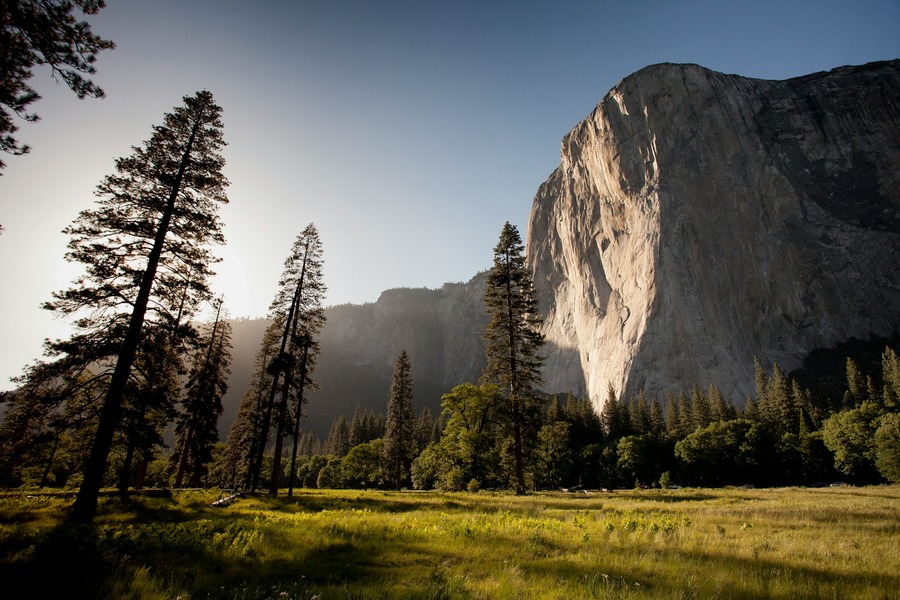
[287,339,310,497]
[134,455,148,490]
[118,437,136,497]
[39,433,61,489]
[249,283,298,492]
[255,243,309,494]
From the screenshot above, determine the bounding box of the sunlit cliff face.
[527,61,900,411]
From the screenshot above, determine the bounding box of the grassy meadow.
[0,486,898,599]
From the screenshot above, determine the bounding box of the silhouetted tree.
[0,0,114,170]
[36,90,229,522]
[249,224,326,494]
[601,384,629,441]
[172,299,233,487]
[348,405,365,447]
[482,222,545,494]
[220,322,280,489]
[117,326,182,494]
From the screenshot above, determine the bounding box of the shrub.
[875,412,900,483]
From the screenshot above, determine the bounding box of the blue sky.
[1,0,898,388]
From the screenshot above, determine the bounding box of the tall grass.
[0,486,898,599]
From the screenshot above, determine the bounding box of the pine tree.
[222,321,280,490]
[172,299,233,487]
[744,396,759,421]
[601,385,630,441]
[324,415,350,457]
[563,394,603,449]
[664,391,679,439]
[482,222,545,494]
[0,369,103,487]
[384,350,416,490]
[0,0,115,171]
[414,408,435,452]
[844,358,867,408]
[117,326,181,493]
[249,224,326,494]
[648,397,665,438]
[754,357,768,408]
[349,405,366,448]
[692,385,712,430]
[709,384,730,422]
[677,391,693,436]
[47,90,229,522]
[767,364,795,436]
[882,347,900,410]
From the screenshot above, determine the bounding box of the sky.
[1,0,898,389]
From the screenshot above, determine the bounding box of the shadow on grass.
[0,522,106,599]
[0,510,386,599]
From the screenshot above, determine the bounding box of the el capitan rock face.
[527,60,900,409]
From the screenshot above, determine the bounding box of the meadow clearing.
[0,486,898,599]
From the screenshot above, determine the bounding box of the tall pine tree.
[383,350,415,490]
[250,224,325,493]
[58,90,228,521]
[482,222,545,494]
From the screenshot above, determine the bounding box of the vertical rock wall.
[527,61,900,409]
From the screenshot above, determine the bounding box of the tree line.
[202,345,898,493]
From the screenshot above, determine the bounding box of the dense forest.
[215,345,900,492]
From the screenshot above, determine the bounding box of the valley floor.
[1,486,898,599]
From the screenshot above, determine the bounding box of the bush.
[317,457,345,489]
[875,412,900,483]
[659,471,671,489]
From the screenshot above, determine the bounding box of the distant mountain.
[220,273,489,439]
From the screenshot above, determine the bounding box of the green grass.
[1,486,898,599]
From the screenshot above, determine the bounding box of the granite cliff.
[527,60,900,409]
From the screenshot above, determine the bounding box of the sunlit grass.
[0,486,898,598]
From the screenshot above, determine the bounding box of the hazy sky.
[1,0,898,388]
